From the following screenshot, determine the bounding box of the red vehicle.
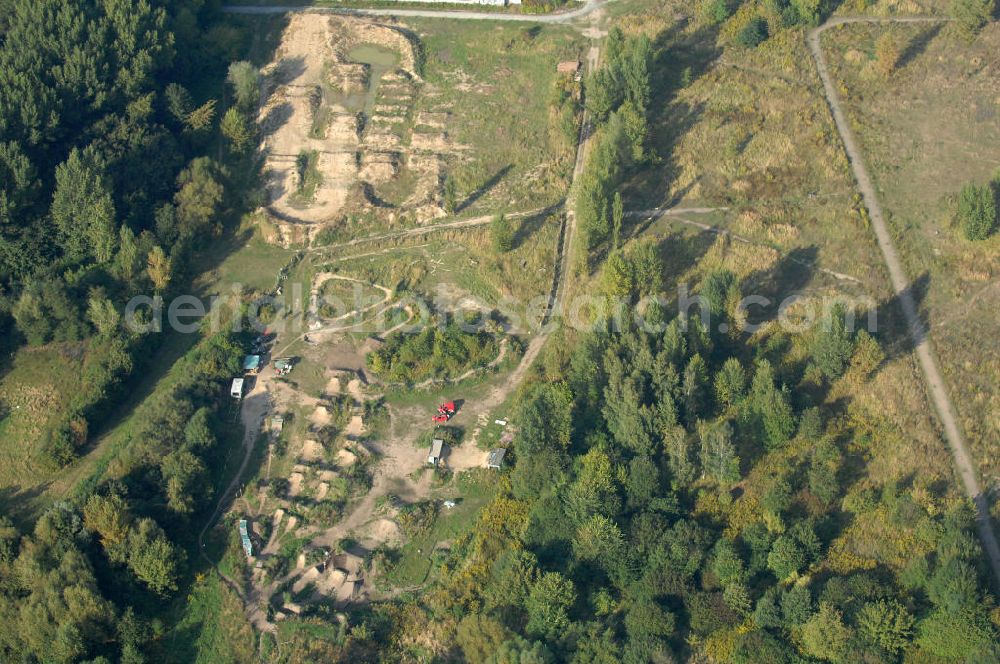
[432,401,457,423]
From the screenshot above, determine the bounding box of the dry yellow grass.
[823,21,1000,484]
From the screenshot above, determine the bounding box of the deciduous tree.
[526,572,576,639]
[801,603,852,662]
[698,418,739,485]
[714,357,746,409]
[51,148,117,264]
[227,61,261,111]
[126,518,183,595]
[491,213,514,253]
[146,245,172,291]
[87,292,121,337]
[747,359,796,448]
[858,599,914,653]
[174,157,225,238]
[220,107,253,153]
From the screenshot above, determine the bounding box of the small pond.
[344,43,400,119]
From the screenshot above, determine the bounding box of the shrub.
[952,0,995,40]
[958,182,998,240]
[491,214,514,253]
[699,0,734,24]
[737,18,769,48]
[367,322,501,384]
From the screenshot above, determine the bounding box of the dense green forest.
[0,1,261,661]
[0,0,257,467]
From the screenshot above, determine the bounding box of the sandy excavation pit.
[258,14,456,243]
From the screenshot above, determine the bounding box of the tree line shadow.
[458,164,513,213]
[511,202,564,251]
[896,23,944,71]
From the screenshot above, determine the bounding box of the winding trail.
[309,205,725,257]
[808,15,1000,586]
[223,0,605,23]
[196,374,273,628]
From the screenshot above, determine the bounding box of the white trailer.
[428,439,444,466]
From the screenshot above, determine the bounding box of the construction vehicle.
[432,401,456,423]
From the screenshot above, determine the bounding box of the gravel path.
[223,0,604,23]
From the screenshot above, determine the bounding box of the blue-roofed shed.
[243,355,262,374]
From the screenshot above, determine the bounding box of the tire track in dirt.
[309,206,551,255]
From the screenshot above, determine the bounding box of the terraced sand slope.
[258,14,421,226]
[260,15,357,223]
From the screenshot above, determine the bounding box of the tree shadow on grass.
[458,164,512,213]
[655,229,717,287]
[897,23,944,71]
[871,271,932,363]
[620,18,723,211]
[0,483,54,532]
[511,203,563,251]
[742,246,822,327]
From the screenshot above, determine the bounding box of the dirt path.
[309,207,548,255]
[250,25,604,610]
[287,30,600,561]
[197,367,276,632]
[463,41,600,444]
[808,16,1000,586]
[223,0,604,24]
[195,268,397,633]
[629,209,861,284]
[271,274,396,356]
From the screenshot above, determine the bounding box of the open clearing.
[257,12,586,250]
[0,344,86,521]
[193,6,597,631]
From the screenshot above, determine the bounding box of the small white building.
[428,439,444,466]
[231,378,245,399]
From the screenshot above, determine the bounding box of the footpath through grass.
[822,21,1000,486]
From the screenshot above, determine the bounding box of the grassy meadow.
[822,20,1000,487]
[406,18,586,214]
